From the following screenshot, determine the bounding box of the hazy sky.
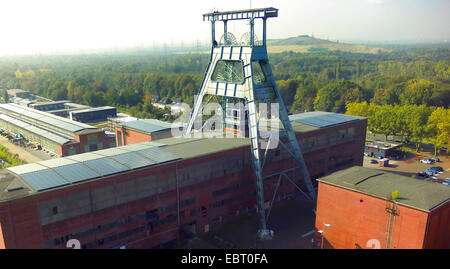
[0,0,449,55]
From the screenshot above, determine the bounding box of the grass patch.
[0,144,26,168]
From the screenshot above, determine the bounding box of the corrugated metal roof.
[39,158,78,168]
[118,142,167,151]
[77,158,129,177]
[70,106,116,114]
[134,147,181,164]
[289,112,361,128]
[107,152,158,170]
[7,163,48,174]
[160,137,250,159]
[0,103,95,133]
[20,170,70,192]
[53,163,101,184]
[120,119,176,134]
[26,125,71,145]
[318,166,450,212]
[6,142,181,193]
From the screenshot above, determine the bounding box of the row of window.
[44,197,196,249]
[212,180,254,198]
[211,190,257,209]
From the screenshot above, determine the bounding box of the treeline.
[0,48,449,120]
[346,102,449,155]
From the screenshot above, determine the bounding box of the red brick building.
[0,103,116,157]
[315,166,450,249]
[0,112,367,249]
[115,119,180,146]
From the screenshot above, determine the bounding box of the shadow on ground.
[180,196,317,249]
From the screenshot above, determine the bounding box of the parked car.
[443,178,450,186]
[431,167,444,173]
[420,159,433,164]
[426,168,439,175]
[417,172,430,178]
[429,157,440,163]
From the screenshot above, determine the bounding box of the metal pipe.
[263,18,267,46]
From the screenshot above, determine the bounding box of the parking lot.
[363,153,450,183]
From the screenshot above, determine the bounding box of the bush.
[0,145,26,168]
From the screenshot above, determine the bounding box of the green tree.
[427,107,450,156]
[105,88,120,105]
[371,104,397,141]
[434,61,450,81]
[346,102,371,118]
[400,79,434,106]
[314,80,365,113]
[291,85,316,112]
[371,87,401,105]
[2,89,9,103]
[83,91,106,107]
[277,76,303,107]
[336,62,341,80]
[405,105,435,152]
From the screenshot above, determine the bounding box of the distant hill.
[267,35,390,54]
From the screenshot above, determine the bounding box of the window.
[117,131,123,146]
[52,207,58,215]
[233,110,239,119]
[211,60,244,84]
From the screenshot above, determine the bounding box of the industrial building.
[0,112,367,249]
[46,103,91,118]
[6,89,31,99]
[0,103,116,156]
[315,166,450,249]
[364,141,403,159]
[30,101,69,112]
[7,97,114,123]
[11,96,34,108]
[69,107,117,123]
[115,119,181,146]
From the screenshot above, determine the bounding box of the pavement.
[189,196,317,249]
[0,135,52,164]
[363,153,450,181]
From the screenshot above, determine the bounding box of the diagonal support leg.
[261,61,317,202]
[185,93,205,135]
[247,99,273,240]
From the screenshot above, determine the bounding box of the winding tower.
[184,7,316,239]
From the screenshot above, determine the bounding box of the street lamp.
[318,223,331,249]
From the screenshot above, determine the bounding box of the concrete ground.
[363,153,450,181]
[0,135,52,164]
[187,196,317,250]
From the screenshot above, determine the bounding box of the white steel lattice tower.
[185,8,316,239]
